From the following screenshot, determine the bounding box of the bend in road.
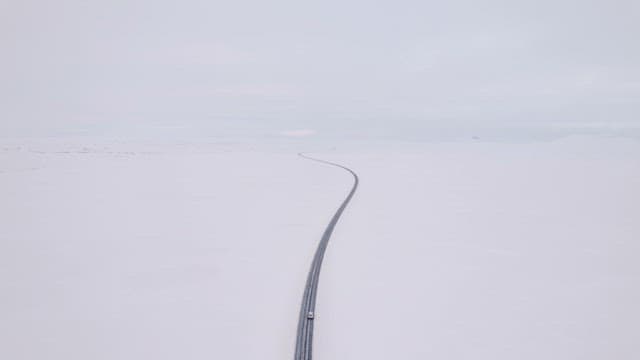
[294,153,359,360]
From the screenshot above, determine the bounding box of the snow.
[0,140,350,359]
[316,138,640,359]
[1,137,639,359]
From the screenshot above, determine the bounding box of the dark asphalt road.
[294,153,359,360]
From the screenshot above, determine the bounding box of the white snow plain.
[1,137,639,359]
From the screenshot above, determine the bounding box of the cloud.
[551,121,640,130]
[279,129,317,137]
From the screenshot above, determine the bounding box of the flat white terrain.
[1,137,639,359]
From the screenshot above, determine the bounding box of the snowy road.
[2,138,638,360]
[294,154,359,360]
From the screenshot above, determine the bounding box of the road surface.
[294,153,359,360]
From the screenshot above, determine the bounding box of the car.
[307,311,314,319]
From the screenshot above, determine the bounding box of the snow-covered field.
[1,137,639,359]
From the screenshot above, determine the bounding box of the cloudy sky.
[1,0,639,139]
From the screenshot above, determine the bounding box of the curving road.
[294,153,359,360]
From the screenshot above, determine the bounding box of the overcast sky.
[1,0,639,139]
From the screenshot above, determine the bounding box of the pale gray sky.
[1,0,639,139]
